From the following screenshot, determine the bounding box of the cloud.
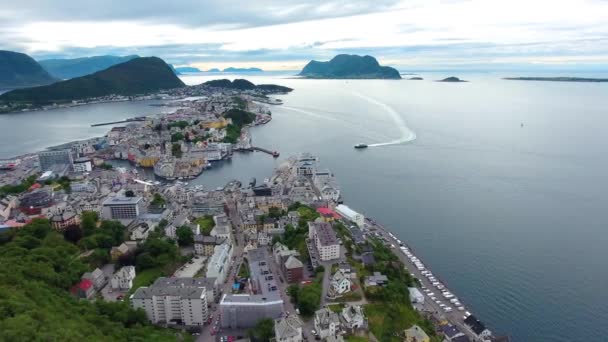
[1,0,608,70]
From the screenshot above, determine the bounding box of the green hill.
[204,79,292,93]
[0,50,57,89]
[38,55,139,79]
[0,57,185,105]
[299,54,401,79]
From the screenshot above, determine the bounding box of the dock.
[234,146,280,158]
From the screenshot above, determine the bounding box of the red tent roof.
[28,183,42,191]
[317,207,340,218]
[77,279,93,291]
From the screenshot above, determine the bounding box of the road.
[367,219,483,341]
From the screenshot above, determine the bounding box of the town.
[0,85,508,342]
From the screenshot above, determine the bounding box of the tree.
[176,226,194,246]
[248,318,275,342]
[125,190,135,197]
[171,143,182,158]
[63,225,83,243]
[80,211,98,236]
[150,193,165,207]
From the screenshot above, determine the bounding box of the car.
[311,330,317,336]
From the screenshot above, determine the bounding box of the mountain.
[39,55,139,79]
[204,79,292,93]
[0,50,57,89]
[299,54,401,79]
[222,67,263,72]
[168,64,180,75]
[0,57,185,105]
[207,68,221,72]
[175,66,202,73]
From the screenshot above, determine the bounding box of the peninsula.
[204,79,293,93]
[504,77,608,82]
[0,50,57,89]
[298,54,401,79]
[0,57,185,106]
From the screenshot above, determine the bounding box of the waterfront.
[2,72,608,341]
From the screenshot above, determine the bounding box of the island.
[0,57,185,106]
[437,76,467,82]
[298,54,401,79]
[38,55,139,79]
[504,77,608,82]
[204,79,293,93]
[408,77,424,80]
[0,50,57,89]
[222,67,263,72]
[206,68,221,72]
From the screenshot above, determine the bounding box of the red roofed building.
[317,207,340,222]
[71,279,95,299]
[28,183,42,191]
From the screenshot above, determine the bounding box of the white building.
[308,221,340,261]
[329,270,351,297]
[206,243,233,285]
[101,196,143,221]
[210,214,231,240]
[130,277,209,326]
[409,287,425,304]
[335,204,364,228]
[314,308,341,339]
[73,157,93,173]
[340,305,366,330]
[111,266,136,290]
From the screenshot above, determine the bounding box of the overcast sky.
[2,0,608,70]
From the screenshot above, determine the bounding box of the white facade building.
[308,221,340,261]
[335,204,364,228]
[111,266,136,290]
[130,277,209,326]
[206,243,233,285]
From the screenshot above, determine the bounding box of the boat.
[272,151,280,158]
[354,143,368,149]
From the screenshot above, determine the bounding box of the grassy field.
[345,336,369,342]
[327,303,345,312]
[129,268,164,294]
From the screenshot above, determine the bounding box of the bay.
[2,72,608,341]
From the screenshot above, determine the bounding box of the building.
[335,204,364,228]
[131,222,153,241]
[82,268,107,290]
[294,153,317,177]
[365,272,388,287]
[404,325,430,342]
[38,149,73,172]
[73,157,93,173]
[464,315,492,339]
[308,221,340,261]
[316,207,340,222]
[283,255,304,283]
[274,315,303,342]
[130,277,209,327]
[110,241,137,260]
[314,308,341,339]
[210,214,231,239]
[101,196,143,221]
[194,235,225,256]
[111,266,136,290]
[206,243,233,285]
[329,270,351,298]
[220,248,284,329]
[50,210,80,230]
[340,304,366,331]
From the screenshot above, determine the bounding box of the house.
[50,210,80,230]
[274,315,303,342]
[314,308,341,339]
[464,315,492,339]
[82,268,107,290]
[365,272,388,287]
[316,207,340,222]
[409,287,425,304]
[130,222,152,241]
[329,270,351,298]
[166,214,189,239]
[404,325,430,342]
[340,304,366,330]
[71,279,95,299]
[111,266,136,290]
[439,324,468,342]
[110,241,138,260]
[262,217,277,231]
[257,232,271,246]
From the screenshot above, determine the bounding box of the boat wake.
[352,92,416,147]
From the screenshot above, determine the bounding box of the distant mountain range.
[175,66,202,73]
[299,54,401,79]
[39,55,140,79]
[0,50,57,89]
[222,67,263,72]
[0,57,185,105]
[204,79,292,93]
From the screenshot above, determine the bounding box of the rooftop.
[309,221,338,246]
[131,277,208,300]
[102,196,142,205]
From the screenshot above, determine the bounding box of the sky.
[2,0,608,71]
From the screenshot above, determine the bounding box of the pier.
[234,146,280,158]
[91,117,146,127]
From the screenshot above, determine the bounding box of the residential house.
[50,210,80,230]
[274,315,303,342]
[328,270,351,298]
[314,308,341,340]
[111,266,136,290]
[365,272,388,287]
[71,279,95,299]
[464,315,492,340]
[404,325,430,342]
[110,241,138,260]
[283,255,304,283]
[194,235,226,256]
[82,268,107,290]
[340,304,366,331]
[257,232,271,246]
